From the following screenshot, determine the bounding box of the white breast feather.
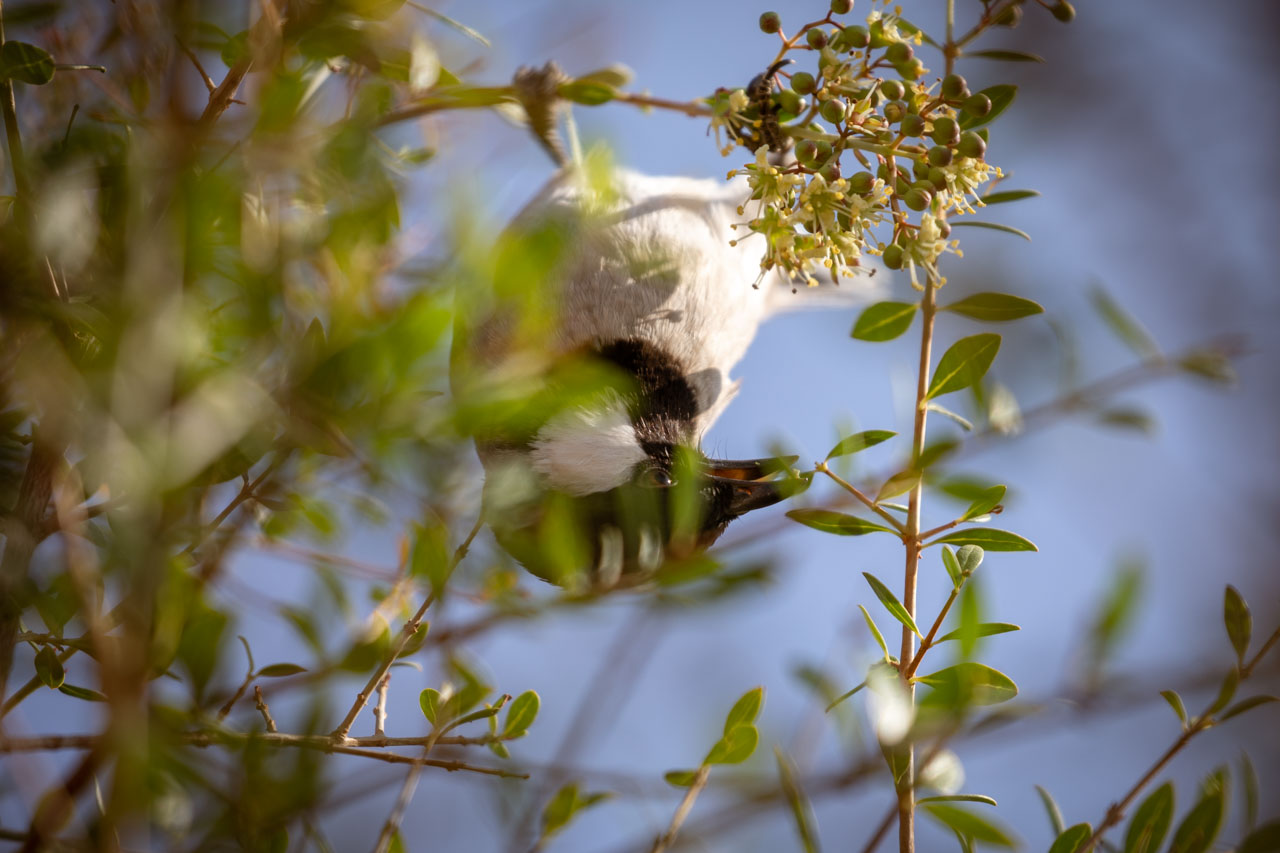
[530,394,646,496]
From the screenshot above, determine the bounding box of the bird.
[450,165,873,586]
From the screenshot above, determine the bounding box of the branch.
[650,766,710,853]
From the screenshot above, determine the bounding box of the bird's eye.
[643,468,674,488]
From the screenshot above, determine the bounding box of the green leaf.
[664,770,699,787]
[540,783,610,838]
[786,509,895,536]
[704,723,759,765]
[916,662,1018,706]
[57,683,107,702]
[916,439,961,469]
[1224,585,1252,667]
[774,748,820,853]
[941,546,963,588]
[1208,667,1239,716]
[962,485,1006,521]
[927,334,1001,399]
[852,301,918,341]
[858,604,890,660]
[929,528,1036,551]
[1168,783,1225,853]
[918,795,998,807]
[419,688,440,724]
[957,578,982,658]
[941,293,1044,322]
[558,80,616,105]
[876,469,921,502]
[949,221,1031,242]
[1219,694,1277,722]
[863,572,921,638]
[980,189,1042,205]
[826,429,897,461]
[922,804,1017,847]
[724,687,765,733]
[504,690,540,737]
[1160,690,1188,728]
[34,646,65,689]
[576,64,634,89]
[257,663,307,677]
[1241,752,1259,830]
[1,41,56,85]
[1238,821,1280,853]
[1035,785,1066,836]
[1098,407,1156,434]
[936,622,1020,644]
[926,403,973,432]
[956,545,984,574]
[825,680,866,713]
[1049,823,1092,853]
[1090,287,1160,360]
[1123,781,1174,853]
[958,84,1017,129]
[1178,349,1236,385]
[965,49,1045,63]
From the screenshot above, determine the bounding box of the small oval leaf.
[1123,781,1174,853]
[927,334,1001,399]
[257,663,307,677]
[704,724,759,765]
[852,301,918,342]
[941,293,1044,322]
[1049,823,1092,853]
[1224,585,1252,666]
[1,41,56,85]
[863,572,921,637]
[929,528,1037,552]
[958,84,1017,129]
[504,690,540,736]
[724,687,765,733]
[786,509,896,536]
[826,429,896,461]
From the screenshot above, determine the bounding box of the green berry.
[830,0,853,13]
[840,25,870,49]
[894,175,911,196]
[883,102,905,123]
[1051,0,1075,21]
[904,187,932,211]
[879,79,905,101]
[819,162,842,182]
[848,171,875,194]
[941,74,969,100]
[900,113,927,137]
[876,161,890,181]
[790,71,817,94]
[912,159,931,180]
[807,28,828,49]
[882,243,904,269]
[796,139,820,166]
[895,58,924,80]
[775,89,803,115]
[813,140,834,164]
[927,166,949,190]
[759,11,782,34]
[938,220,952,239]
[868,20,888,48]
[961,93,992,118]
[994,4,1022,27]
[885,42,913,64]
[956,130,986,159]
[820,99,847,124]
[930,115,960,146]
[926,145,953,167]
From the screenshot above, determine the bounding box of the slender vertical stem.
[898,276,937,853]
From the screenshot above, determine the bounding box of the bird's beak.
[707,455,804,515]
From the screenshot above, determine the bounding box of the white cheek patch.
[530,394,647,496]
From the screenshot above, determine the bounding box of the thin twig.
[816,462,906,534]
[650,766,711,853]
[902,586,961,680]
[331,514,484,741]
[374,674,390,738]
[253,686,277,733]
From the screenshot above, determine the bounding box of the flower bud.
[776,90,804,115]
[900,113,926,137]
[819,162,842,182]
[796,139,820,166]
[839,24,870,49]
[885,42,913,64]
[927,166,949,190]
[904,187,932,211]
[883,102,905,123]
[941,74,969,100]
[790,71,817,94]
[830,0,853,13]
[930,116,960,146]
[895,58,924,81]
[813,140,834,164]
[926,145,953,167]
[879,79,905,101]
[883,243,905,269]
[758,11,782,33]
[1051,0,1075,21]
[994,4,1022,26]
[848,171,875,194]
[820,100,847,124]
[956,131,986,159]
[807,28,828,49]
[961,93,992,118]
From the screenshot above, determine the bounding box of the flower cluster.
[711,0,1013,289]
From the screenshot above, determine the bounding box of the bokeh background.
[4,0,1278,850]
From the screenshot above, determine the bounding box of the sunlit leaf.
[851,301,917,341]
[918,794,998,807]
[941,293,1043,322]
[962,485,1005,521]
[876,469,921,502]
[1035,785,1066,837]
[863,572,921,638]
[504,690,540,737]
[922,804,1017,847]
[929,528,1036,551]
[1124,781,1174,853]
[916,662,1018,706]
[786,509,895,536]
[980,189,1041,204]
[936,623,1019,644]
[826,429,896,461]
[704,723,759,765]
[1049,823,1092,853]
[859,604,890,660]
[927,334,1001,399]
[724,686,765,733]
[1160,690,1188,728]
